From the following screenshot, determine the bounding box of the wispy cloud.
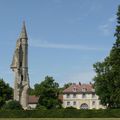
[99,15,116,36]
[30,40,107,51]
[108,15,116,22]
[99,24,110,35]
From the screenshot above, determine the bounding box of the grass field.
[0,118,120,120]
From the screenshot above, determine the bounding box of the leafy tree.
[0,78,13,108]
[63,82,72,89]
[2,100,22,110]
[35,76,62,109]
[93,5,120,108]
[28,87,35,95]
[93,57,114,108]
[59,82,72,94]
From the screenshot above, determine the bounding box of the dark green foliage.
[28,87,35,95]
[65,106,77,109]
[35,104,47,110]
[93,5,120,108]
[0,109,120,118]
[59,82,72,93]
[35,76,62,109]
[0,78,13,108]
[63,82,72,89]
[2,100,22,110]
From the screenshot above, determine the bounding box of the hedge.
[0,109,120,118]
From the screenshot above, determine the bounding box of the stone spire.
[19,21,28,39]
[11,22,29,109]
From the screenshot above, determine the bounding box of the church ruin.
[11,22,29,109]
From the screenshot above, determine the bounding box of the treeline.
[0,76,72,110]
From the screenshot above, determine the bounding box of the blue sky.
[0,0,120,88]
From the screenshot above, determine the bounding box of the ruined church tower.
[11,22,29,109]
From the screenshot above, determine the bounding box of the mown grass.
[0,118,120,120]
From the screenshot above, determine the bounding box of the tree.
[59,82,72,94]
[63,82,72,89]
[35,76,62,109]
[93,57,114,108]
[28,87,35,95]
[0,78,13,108]
[109,5,120,107]
[2,100,22,110]
[93,5,120,108]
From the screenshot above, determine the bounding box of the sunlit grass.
[0,118,120,120]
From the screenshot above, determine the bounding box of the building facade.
[63,83,105,109]
[28,95,39,109]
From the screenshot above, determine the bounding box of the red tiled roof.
[28,95,39,104]
[63,83,94,93]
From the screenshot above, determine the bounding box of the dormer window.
[82,88,87,92]
[73,87,77,92]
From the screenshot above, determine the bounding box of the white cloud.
[108,15,116,22]
[99,24,110,35]
[29,39,107,51]
[99,15,116,36]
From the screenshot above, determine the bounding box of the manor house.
[62,83,105,109]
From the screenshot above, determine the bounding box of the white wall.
[63,93,105,109]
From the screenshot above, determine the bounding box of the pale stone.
[11,22,29,109]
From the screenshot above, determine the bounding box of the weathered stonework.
[11,22,29,109]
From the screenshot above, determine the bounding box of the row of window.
[72,87,95,93]
[66,93,96,98]
[66,101,96,106]
[67,101,76,106]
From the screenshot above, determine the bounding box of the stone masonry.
[11,22,29,109]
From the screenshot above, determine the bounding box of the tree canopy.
[34,76,62,109]
[93,5,120,108]
[0,78,13,108]
[2,100,22,110]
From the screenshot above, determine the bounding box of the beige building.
[28,95,39,109]
[63,83,105,109]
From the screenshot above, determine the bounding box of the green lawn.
[0,118,120,120]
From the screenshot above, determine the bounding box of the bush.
[2,100,22,110]
[36,104,47,110]
[0,109,120,118]
[65,106,77,109]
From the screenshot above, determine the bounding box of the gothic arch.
[80,103,89,109]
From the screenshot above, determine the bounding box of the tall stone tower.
[11,22,29,109]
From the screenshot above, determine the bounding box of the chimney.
[79,82,81,85]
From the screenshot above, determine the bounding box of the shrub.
[65,106,77,109]
[0,109,120,118]
[2,100,22,110]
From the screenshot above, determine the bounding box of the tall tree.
[0,78,13,108]
[93,5,120,108]
[35,76,61,109]
[108,5,120,107]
